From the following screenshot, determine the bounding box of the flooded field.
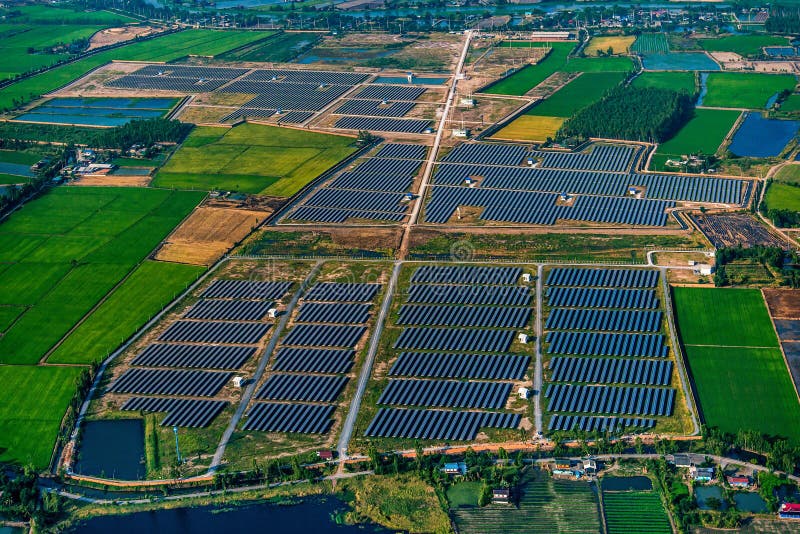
[14,97,177,128]
[729,112,800,157]
[642,52,720,71]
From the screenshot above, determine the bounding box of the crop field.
[491,115,565,142]
[153,123,357,196]
[632,72,696,94]
[218,31,317,62]
[765,182,800,213]
[560,56,634,73]
[632,33,670,54]
[527,72,626,117]
[698,35,789,57]
[0,29,270,111]
[0,365,83,468]
[603,491,672,534]
[782,94,800,112]
[650,109,740,170]
[0,187,204,364]
[452,470,601,533]
[702,73,797,109]
[47,261,204,365]
[584,36,636,56]
[674,287,800,441]
[481,42,575,96]
[775,164,800,185]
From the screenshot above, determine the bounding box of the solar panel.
[334,99,416,117]
[109,368,231,397]
[549,357,673,386]
[389,352,530,380]
[407,284,531,306]
[304,283,380,302]
[546,268,659,288]
[357,85,426,101]
[282,324,367,347]
[365,408,520,440]
[296,303,372,324]
[131,344,256,370]
[335,116,432,134]
[548,415,656,433]
[201,280,292,300]
[546,332,668,357]
[271,347,354,374]
[158,321,271,344]
[184,299,273,321]
[546,309,662,332]
[546,288,659,309]
[374,143,428,160]
[411,266,522,285]
[397,304,531,328]
[379,379,512,409]
[545,384,675,417]
[394,327,515,352]
[255,374,349,402]
[121,397,228,428]
[244,402,335,433]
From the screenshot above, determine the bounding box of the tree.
[478,482,492,507]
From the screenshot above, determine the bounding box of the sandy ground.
[88,25,161,50]
[70,174,152,187]
[156,205,271,265]
[709,52,800,73]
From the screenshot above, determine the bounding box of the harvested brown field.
[764,289,800,319]
[71,174,152,187]
[156,206,270,265]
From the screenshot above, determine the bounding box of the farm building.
[690,466,714,482]
[669,454,693,468]
[317,450,334,461]
[727,476,751,488]
[442,462,467,476]
[779,503,800,519]
[492,488,511,504]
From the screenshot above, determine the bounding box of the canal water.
[73,419,146,481]
[67,497,388,534]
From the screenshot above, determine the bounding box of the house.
[518,387,530,399]
[317,450,334,461]
[727,476,751,488]
[492,488,510,504]
[779,503,800,519]
[580,458,597,475]
[442,462,467,476]
[669,454,693,468]
[691,466,714,482]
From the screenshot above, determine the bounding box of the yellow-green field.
[492,115,565,141]
[584,35,636,56]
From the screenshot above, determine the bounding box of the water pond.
[734,492,768,513]
[0,527,25,534]
[0,162,34,178]
[601,476,653,491]
[73,419,145,481]
[695,485,727,510]
[641,52,720,71]
[67,496,388,534]
[728,112,800,158]
[15,97,175,128]
[765,46,798,58]
[111,167,152,176]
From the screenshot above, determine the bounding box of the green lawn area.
[153,123,358,196]
[702,73,797,109]
[0,29,270,110]
[698,35,789,57]
[765,182,800,212]
[527,72,627,117]
[782,94,800,112]
[0,187,204,364]
[673,287,800,441]
[481,42,576,96]
[447,481,483,508]
[48,261,204,364]
[650,108,740,170]
[673,287,779,347]
[0,365,83,468]
[632,72,696,94]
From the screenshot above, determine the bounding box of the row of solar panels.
[548,415,656,432]
[408,284,532,306]
[549,357,673,386]
[394,327,515,352]
[334,99,415,117]
[122,397,228,428]
[411,266,522,285]
[546,331,669,358]
[397,304,531,328]
[365,408,521,441]
[546,268,659,288]
[545,309,662,333]
[545,384,675,417]
[378,379,512,409]
[389,352,530,380]
[546,287,659,309]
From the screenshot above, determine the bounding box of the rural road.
[533,263,543,436]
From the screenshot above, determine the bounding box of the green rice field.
[781,94,800,112]
[698,35,789,57]
[702,73,798,109]
[527,72,627,118]
[561,56,634,73]
[673,287,800,441]
[632,72,696,94]
[0,365,83,468]
[481,42,576,96]
[765,182,800,213]
[603,491,672,534]
[47,260,204,365]
[452,470,601,533]
[153,123,358,196]
[219,31,317,62]
[650,108,740,170]
[0,29,270,110]
[632,33,670,54]
[0,187,204,364]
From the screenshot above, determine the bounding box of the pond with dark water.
[733,492,768,513]
[728,112,800,158]
[73,419,145,481]
[695,485,727,510]
[67,496,388,534]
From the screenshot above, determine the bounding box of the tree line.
[766,5,800,33]
[557,87,694,143]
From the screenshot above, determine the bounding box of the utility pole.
[173,426,182,464]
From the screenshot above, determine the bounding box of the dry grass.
[492,115,564,142]
[156,206,269,265]
[584,35,636,56]
[70,174,152,187]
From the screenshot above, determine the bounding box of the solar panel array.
[335,116,432,134]
[544,268,675,433]
[288,145,425,223]
[216,68,369,123]
[426,141,744,227]
[122,397,228,428]
[248,282,381,434]
[334,99,416,117]
[109,277,294,428]
[356,85,426,101]
[107,65,248,93]
[365,266,531,441]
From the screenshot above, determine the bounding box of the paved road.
[337,261,402,462]
[209,261,323,472]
